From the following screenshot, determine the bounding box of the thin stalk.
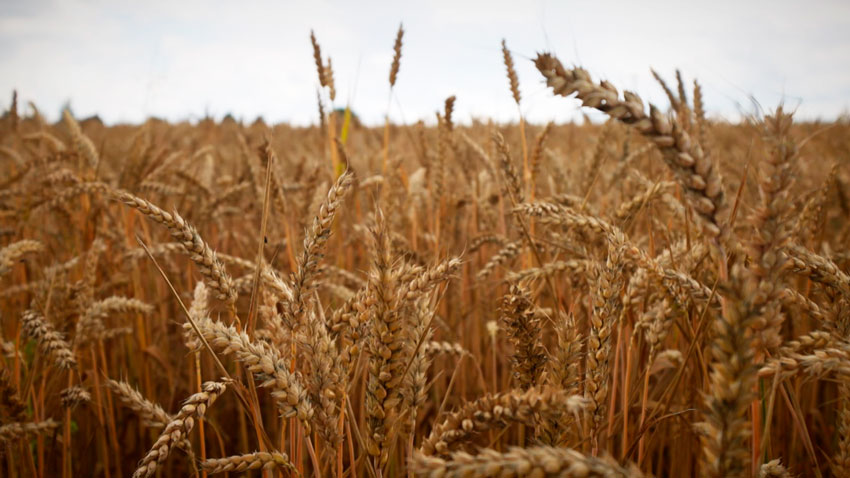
[95,344,120,478]
[62,372,72,478]
[195,352,207,478]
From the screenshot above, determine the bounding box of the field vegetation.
[1,27,849,478]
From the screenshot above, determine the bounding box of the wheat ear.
[413,446,644,478]
[0,419,60,442]
[132,381,227,478]
[113,190,237,303]
[21,309,76,370]
[202,451,294,474]
[535,53,724,236]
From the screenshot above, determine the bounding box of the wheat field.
[1,28,849,478]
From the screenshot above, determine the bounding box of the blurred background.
[1,0,849,125]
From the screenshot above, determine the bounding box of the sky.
[1,0,849,126]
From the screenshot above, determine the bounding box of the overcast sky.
[1,0,849,126]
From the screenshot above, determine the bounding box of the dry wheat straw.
[413,446,643,478]
[539,315,584,446]
[35,181,109,212]
[310,30,327,88]
[494,131,524,204]
[758,340,850,379]
[21,309,76,369]
[188,315,314,424]
[389,24,404,88]
[132,381,227,478]
[62,110,99,171]
[60,386,91,409]
[502,40,521,106]
[478,240,522,281]
[699,263,760,478]
[399,298,434,436]
[651,69,680,113]
[0,239,43,276]
[283,166,354,326]
[113,189,237,303]
[836,383,850,477]
[506,259,589,284]
[759,459,792,478]
[0,369,26,421]
[501,282,546,390]
[747,108,796,351]
[22,131,66,153]
[784,244,850,298]
[108,379,171,428]
[531,122,554,179]
[420,388,588,457]
[423,341,469,358]
[77,296,153,345]
[614,180,675,222]
[303,311,344,447]
[364,237,401,460]
[781,287,828,323]
[0,419,60,442]
[793,163,837,243]
[535,53,725,236]
[518,201,714,304]
[108,379,199,468]
[202,451,294,474]
[585,243,625,445]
